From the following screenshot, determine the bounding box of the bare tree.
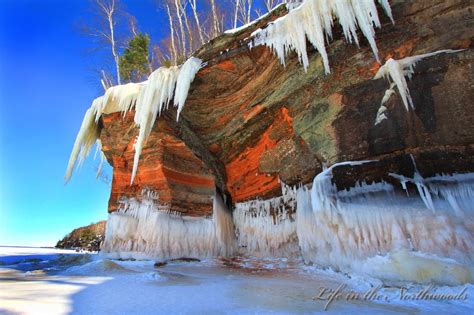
[189,0,205,44]
[209,0,220,35]
[94,0,122,85]
[245,0,253,24]
[231,0,254,27]
[264,0,281,12]
[100,70,114,90]
[231,0,241,28]
[165,3,178,65]
[128,14,139,36]
[173,0,187,57]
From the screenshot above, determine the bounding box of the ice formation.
[102,190,236,260]
[64,97,103,182]
[251,0,395,73]
[173,57,204,120]
[374,49,464,111]
[295,161,474,284]
[374,82,395,125]
[233,182,299,256]
[96,82,146,120]
[65,57,203,183]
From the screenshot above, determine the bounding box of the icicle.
[311,160,375,212]
[66,57,202,183]
[131,57,203,184]
[374,82,395,125]
[296,160,474,284]
[378,0,394,24]
[95,82,145,122]
[94,139,106,179]
[374,49,464,111]
[64,97,103,182]
[251,0,394,74]
[174,57,204,120]
[130,66,181,184]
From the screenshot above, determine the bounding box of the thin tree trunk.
[166,4,177,65]
[210,0,220,36]
[180,3,194,53]
[233,0,240,28]
[174,0,187,58]
[189,0,205,45]
[104,1,121,85]
[246,0,253,24]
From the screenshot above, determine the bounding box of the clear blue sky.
[0,0,268,247]
[0,0,169,247]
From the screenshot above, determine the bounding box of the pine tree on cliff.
[119,33,152,83]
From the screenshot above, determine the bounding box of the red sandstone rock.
[99,1,474,215]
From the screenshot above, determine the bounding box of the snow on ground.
[0,246,472,314]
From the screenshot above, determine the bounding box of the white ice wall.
[233,183,299,256]
[296,162,474,285]
[102,191,236,261]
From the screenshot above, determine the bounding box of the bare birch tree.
[189,0,205,44]
[264,0,281,12]
[165,4,178,65]
[231,0,241,28]
[209,0,220,35]
[173,0,187,58]
[95,0,122,85]
[231,0,254,27]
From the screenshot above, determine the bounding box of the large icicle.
[102,190,236,260]
[65,56,203,183]
[95,82,146,121]
[131,66,181,184]
[64,97,103,182]
[251,0,394,73]
[296,161,474,285]
[130,57,203,184]
[374,49,464,111]
[174,57,204,120]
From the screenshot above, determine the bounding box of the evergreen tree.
[119,33,151,83]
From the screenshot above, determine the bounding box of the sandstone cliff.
[99,0,473,215]
[90,0,474,284]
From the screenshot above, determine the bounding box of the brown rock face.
[101,112,215,216]
[99,1,474,215]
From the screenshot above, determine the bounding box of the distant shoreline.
[0,245,55,249]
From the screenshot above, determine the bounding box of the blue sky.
[0,0,269,247]
[0,0,169,247]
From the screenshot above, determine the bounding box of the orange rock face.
[98,1,474,216]
[101,112,215,216]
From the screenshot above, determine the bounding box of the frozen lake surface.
[0,246,472,314]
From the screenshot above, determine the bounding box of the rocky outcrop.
[99,0,473,216]
[56,221,106,251]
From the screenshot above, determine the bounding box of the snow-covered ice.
[1,246,473,314]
